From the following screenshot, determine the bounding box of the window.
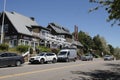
[9,53,17,56]
[14,40,17,46]
[4,24,9,33]
[0,53,8,57]
[46,53,54,56]
[25,41,29,45]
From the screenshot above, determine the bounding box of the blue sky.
[0,0,120,48]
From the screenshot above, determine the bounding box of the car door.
[45,53,52,61]
[0,53,8,66]
[0,54,4,66]
[7,53,16,65]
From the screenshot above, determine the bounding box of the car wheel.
[52,58,57,63]
[40,59,44,64]
[73,58,76,62]
[66,58,69,62]
[15,61,21,66]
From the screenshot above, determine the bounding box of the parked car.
[29,52,57,64]
[104,55,114,61]
[57,48,77,62]
[0,52,24,67]
[81,53,93,61]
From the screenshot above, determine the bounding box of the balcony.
[40,33,66,43]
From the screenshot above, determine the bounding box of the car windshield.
[38,53,45,56]
[58,51,67,55]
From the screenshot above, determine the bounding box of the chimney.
[74,25,78,41]
[30,17,35,21]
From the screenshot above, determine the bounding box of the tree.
[89,0,120,26]
[108,44,114,54]
[114,47,120,59]
[93,35,103,51]
[100,37,110,54]
[78,31,94,53]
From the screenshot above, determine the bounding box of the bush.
[16,45,29,53]
[51,48,60,54]
[29,47,33,54]
[0,43,9,51]
[37,46,51,53]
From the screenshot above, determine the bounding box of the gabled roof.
[4,11,39,36]
[48,23,71,35]
[32,25,51,31]
[72,41,83,47]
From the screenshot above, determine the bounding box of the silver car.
[81,54,93,61]
[104,55,114,61]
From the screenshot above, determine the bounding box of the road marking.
[0,62,98,79]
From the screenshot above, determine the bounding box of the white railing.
[39,33,66,43]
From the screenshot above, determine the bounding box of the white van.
[57,48,77,62]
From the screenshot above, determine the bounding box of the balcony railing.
[32,32,71,46]
[40,33,66,43]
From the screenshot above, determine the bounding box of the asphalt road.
[0,59,120,80]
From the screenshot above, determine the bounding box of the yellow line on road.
[0,62,96,79]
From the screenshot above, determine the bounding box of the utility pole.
[1,0,6,44]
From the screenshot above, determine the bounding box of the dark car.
[0,52,24,67]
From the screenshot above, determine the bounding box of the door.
[45,53,52,61]
[0,53,8,66]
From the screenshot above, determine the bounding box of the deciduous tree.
[89,0,120,26]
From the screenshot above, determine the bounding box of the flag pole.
[1,0,6,44]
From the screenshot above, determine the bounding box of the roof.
[48,23,71,35]
[32,25,50,31]
[5,11,39,36]
[72,41,83,47]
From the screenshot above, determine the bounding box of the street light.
[1,0,6,44]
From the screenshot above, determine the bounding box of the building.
[0,11,77,49]
[0,11,40,48]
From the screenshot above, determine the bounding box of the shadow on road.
[71,63,120,80]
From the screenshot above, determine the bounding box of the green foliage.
[8,48,19,53]
[89,0,120,26]
[0,43,9,51]
[78,31,94,53]
[51,48,60,54]
[93,35,103,51]
[114,47,120,60]
[29,47,33,54]
[16,45,29,53]
[37,46,51,53]
[108,44,114,54]
[78,30,116,57]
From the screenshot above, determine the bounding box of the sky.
[0,0,120,48]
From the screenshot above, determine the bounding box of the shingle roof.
[72,41,83,47]
[48,23,71,35]
[5,11,39,36]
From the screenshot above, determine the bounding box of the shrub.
[29,47,33,54]
[37,46,51,53]
[51,48,60,54]
[0,43,9,51]
[16,45,29,53]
